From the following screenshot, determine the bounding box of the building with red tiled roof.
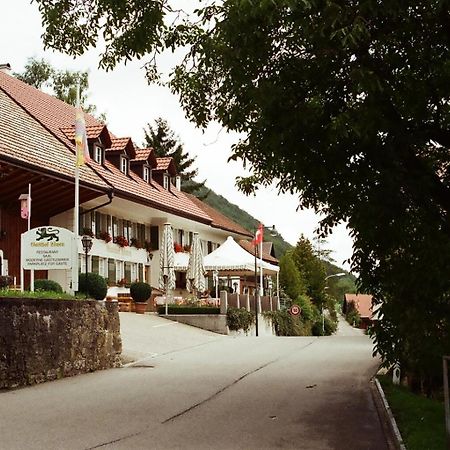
[343,294,376,329]
[186,194,253,239]
[238,240,279,265]
[0,68,252,293]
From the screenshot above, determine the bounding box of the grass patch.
[0,289,82,300]
[379,375,446,450]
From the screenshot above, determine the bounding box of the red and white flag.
[252,223,263,246]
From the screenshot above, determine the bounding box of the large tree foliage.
[279,252,305,301]
[35,1,450,389]
[143,118,205,194]
[15,57,103,118]
[291,236,327,308]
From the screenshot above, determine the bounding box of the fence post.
[237,293,240,309]
[246,293,250,312]
[220,290,228,315]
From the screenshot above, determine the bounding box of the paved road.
[0,314,387,450]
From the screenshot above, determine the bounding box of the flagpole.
[259,238,263,297]
[72,83,81,295]
[28,183,34,292]
[254,242,259,337]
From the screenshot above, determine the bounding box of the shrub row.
[226,307,255,333]
[157,305,220,315]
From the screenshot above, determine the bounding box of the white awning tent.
[202,236,279,275]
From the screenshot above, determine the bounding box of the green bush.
[78,272,107,300]
[130,281,152,302]
[294,294,315,322]
[0,275,13,289]
[226,307,255,332]
[264,310,305,336]
[312,316,337,336]
[346,309,361,328]
[34,279,63,293]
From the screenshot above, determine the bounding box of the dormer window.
[120,156,129,175]
[143,166,150,183]
[163,173,169,190]
[94,144,103,164]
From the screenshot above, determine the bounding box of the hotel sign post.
[21,226,74,291]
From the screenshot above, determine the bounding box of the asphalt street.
[0,314,387,450]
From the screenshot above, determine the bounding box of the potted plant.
[130,281,152,314]
[114,235,129,247]
[130,237,143,249]
[82,227,94,237]
[98,231,112,243]
[174,242,183,253]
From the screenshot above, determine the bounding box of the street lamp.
[322,272,346,334]
[254,224,278,337]
[81,234,93,299]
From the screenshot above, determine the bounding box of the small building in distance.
[343,293,376,330]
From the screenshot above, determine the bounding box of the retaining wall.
[0,298,122,389]
[164,314,228,334]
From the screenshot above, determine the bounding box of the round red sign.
[290,305,301,316]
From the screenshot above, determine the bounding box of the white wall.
[48,195,249,292]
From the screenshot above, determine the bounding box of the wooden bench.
[117,293,134,312]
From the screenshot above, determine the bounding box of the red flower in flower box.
[114,235,129,247]
[174,242,183,253]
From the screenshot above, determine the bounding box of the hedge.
[157,305,220,315]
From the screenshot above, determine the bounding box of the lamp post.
[81,235,93,299]
[322,272,346,334]
[254,224,278,337]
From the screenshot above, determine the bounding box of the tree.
[34,1,450,391]
[279,251,305,302]
[15,57,103,118]
[143,118,205,194]
[291,236,326,308]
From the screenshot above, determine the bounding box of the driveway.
[0,313,387,450]
[119,312,223,363]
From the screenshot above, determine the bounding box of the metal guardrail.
[444,356,450,449]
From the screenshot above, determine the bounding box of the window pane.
[124,262,132,283]
[150,226,159,250]
[108,258,115,284]
[91,255,99,274]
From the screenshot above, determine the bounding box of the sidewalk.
[119,312,225,363]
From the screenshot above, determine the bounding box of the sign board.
[289,305,301,316]
[21,226,74,270]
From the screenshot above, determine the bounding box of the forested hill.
[192,185,292,258]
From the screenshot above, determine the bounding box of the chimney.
[0,63,11,74]
[175,175,181,191]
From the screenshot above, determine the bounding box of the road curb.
[371,377,407,450]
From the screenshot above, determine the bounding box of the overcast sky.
[2,0,354,270]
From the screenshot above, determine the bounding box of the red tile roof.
[0,89,108,190]
[344,294,374,319]
[60,124,105,140]
[238,239,279,264]
[132,148,157,167]
[186,194,253,238]
[0,71,211,224]
[134,148,152,161]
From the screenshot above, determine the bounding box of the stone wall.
[164,314,228,334]
[0,298,122,389]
